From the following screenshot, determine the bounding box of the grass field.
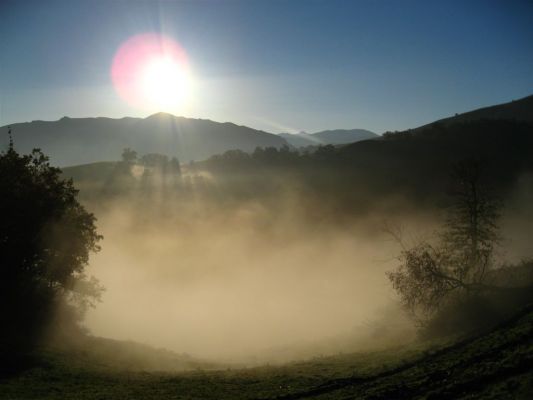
[1,304,532,400]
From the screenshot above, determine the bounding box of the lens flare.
[111,33,193,113]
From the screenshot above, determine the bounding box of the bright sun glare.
[111,33,193,114]
[141,57,192,111]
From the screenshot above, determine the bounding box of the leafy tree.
[387,160,502,323]
[121,147,138,164]
[103,148,138,196]
[0,133,103,356]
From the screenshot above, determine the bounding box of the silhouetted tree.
[387,160,502,322]
[0,135,103,358]
[102,148,138,196]
[442,160,501,286]
[170,157,181,176]
[121,147,138,164]
[140,153,169,168]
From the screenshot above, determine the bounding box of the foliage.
[0,136,103,355]
[121,147,138,164]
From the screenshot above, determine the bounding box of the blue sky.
[1,0,532,133]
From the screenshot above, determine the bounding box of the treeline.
[203,144,337,171]
[99,148,183,198]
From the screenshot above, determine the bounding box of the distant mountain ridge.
[0,113,289,166]
[2,94,532,167]
[279,128,377,148]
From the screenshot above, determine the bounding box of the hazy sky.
[1,0,532,133]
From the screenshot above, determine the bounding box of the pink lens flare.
[111,33,191,110]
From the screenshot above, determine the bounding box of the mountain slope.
[414,94,533,131]
[0,113,288,166]
[333,95,533,205]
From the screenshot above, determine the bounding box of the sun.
[111,33,193,113]
[140,56,192,112]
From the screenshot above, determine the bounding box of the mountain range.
[0,113,289,166]
[1,94,532,167]
[0,113,376,167]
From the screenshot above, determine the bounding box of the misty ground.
[1,303,532,399]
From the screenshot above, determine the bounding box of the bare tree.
[442,160,501,287]
[387,160,502,322]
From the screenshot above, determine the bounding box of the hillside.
[332,119,533,206]
[272,303,533,399]
[1,304,532,399]
[0,113,288,166]
[413,94,533,131]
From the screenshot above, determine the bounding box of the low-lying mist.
[74,166,533,364]
[80,194,419,363]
